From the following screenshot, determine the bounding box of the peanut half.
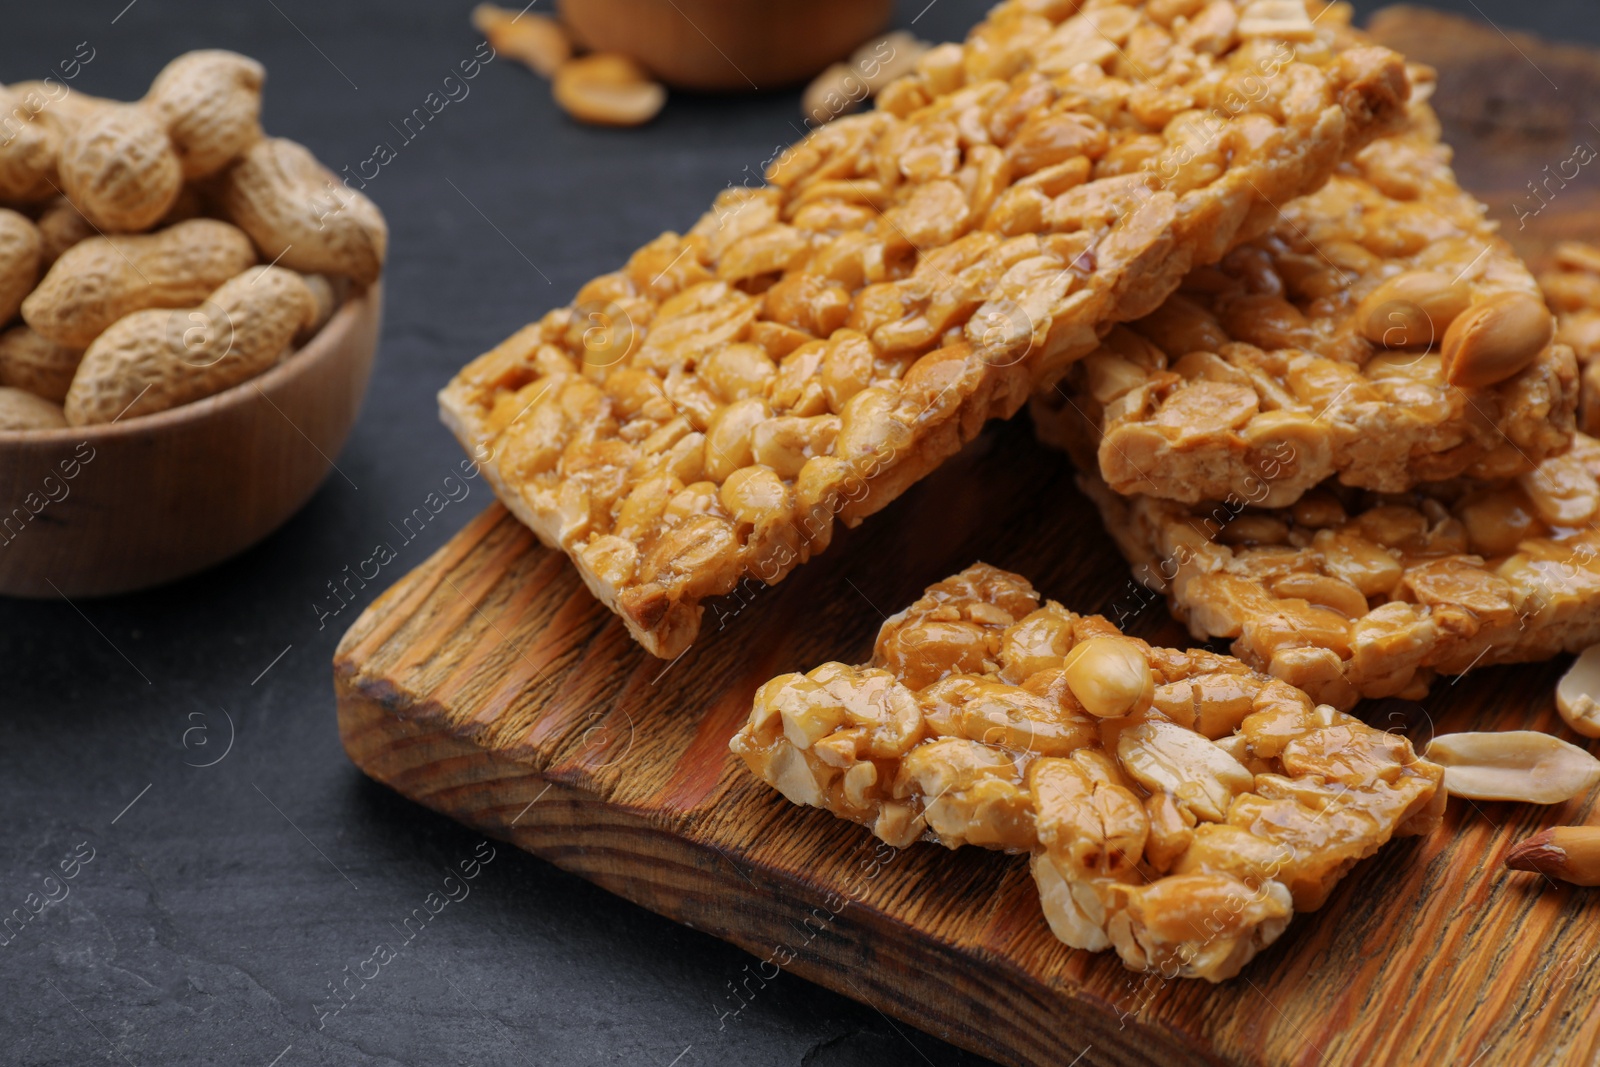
[1440,291,1555,389]
[553,54,666,128]
[1505,826,1600,886]
[23,218,258,349]
[1556,645,1600,738]
[1426,730,1600,804]
[64,265,316,425]
[1355,270,1471,348]
[472,4,570,78]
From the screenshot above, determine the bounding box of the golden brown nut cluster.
[730,564,1444,980]
[441,0,1415,657]
[1034,100,1577,508]
[1539,241,1600,437]
[1079,434,1600,709]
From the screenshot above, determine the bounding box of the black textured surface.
[0,2,1590,1066]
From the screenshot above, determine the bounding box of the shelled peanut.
[473,3,664,126]
[0,49,387,432]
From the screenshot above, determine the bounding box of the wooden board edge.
[333,672,1217,1067]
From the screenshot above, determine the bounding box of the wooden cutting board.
[334,11,1600,1066]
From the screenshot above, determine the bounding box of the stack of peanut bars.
[441,0,1598,980]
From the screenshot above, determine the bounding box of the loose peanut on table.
[64,265,317,426]
[23,218,258,349]
[472,3,571,78]
[552,53,666,128]
[1506,826,1600,887]
[1424,732,1600,805]
[1556,645,1600,738]
[731,564,1444,981]
[441,0,1416,658]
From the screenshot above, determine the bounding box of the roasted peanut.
[1505,826,1600,887]
[58,103,183,232]
[64,265,316,425]
[553,54,666,128]
[0,326,83,403]
[1556,645,1600,739]
[1356,270,1471,348]
[1426,731,1600,804]
[0,386,67,431]
[144,50,265,179]
[23,218,258,349]
[1440,292,1555,389]
[472,4,571,78]
[215,138,388,286]
[1063,637,1155,718]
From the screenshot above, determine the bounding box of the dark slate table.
[1,2,1591,1064]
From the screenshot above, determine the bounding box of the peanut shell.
[23,218,258,349]
[64,264,316,425]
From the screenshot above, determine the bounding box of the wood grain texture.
[0,283,381,598]
[336,418,1600,1067]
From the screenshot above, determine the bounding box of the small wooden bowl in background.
[0,285,383,599]
[557,0,894,91]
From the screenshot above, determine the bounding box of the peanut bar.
[1540,241,1600,438]
[440,0,1412,657]
[1079,434,1600,709]
[1032,96,1578,508]
[729,564,1443,980]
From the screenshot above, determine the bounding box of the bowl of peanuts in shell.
[0,50,386,598]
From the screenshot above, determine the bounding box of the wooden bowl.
[557,0,894,91]
[0,284,383,599]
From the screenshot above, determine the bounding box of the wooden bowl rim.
[0,280,384,446]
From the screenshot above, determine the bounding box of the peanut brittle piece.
[1540,241,1600,438]
[1033,97,1578,509]
[730,564,1443,980]
[441,0,1414,657]
[1078,434,1600,709]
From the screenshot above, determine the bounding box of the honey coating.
[730,564,1444,980]
[439,0,1414,657]
[1080,434,1600,709]
[1032,99,1577,509]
